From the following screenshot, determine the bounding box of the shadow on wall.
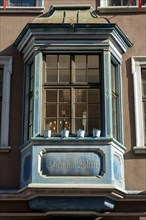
[0,44,24,147]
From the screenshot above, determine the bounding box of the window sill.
[0,6,44,14]
[98,6,146,14]
[0,146,11,153]
[20,137,126,152]
[133,146,146,154]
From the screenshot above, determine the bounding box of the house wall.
[0,1,145,219]
[104,13,146,190]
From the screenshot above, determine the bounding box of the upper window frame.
[0,56,12,152]
[99,0,146,13]
[131,56,146,154]
[0,0,44,13]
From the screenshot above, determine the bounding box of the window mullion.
[71,87,75,133]
[57,89,59,133]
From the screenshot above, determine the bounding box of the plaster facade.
[0,1,146,219]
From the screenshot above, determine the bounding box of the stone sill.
[98,6,146,14]
[0,146,11,153]
[0,6,44,14]
[133,146,146,154]
[20,137,126,153]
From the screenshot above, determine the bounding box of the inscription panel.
[41,152,104,176]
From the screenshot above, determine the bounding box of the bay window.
[43,54,101,136]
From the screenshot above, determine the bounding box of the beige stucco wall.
[104,13,146,190]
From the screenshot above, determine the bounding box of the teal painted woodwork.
[29,196,115,212]
[20,138,125,189]
[33,52,42,137]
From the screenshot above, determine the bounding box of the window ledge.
[20,137,126,152]
[98,6,146,14]
[0,146,11,153]
[0,6,44,14]
[133,146,146,154]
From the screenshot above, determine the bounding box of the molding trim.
[0,211,146,217]
[133,146,146,154]
[98,5,146,13]
[131,56,146,154]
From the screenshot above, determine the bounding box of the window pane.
[0,69,3,97]
[58,118,70,131]
[75,89,87,102]
[75,119,85,131]
[88,89,100,103]
[9,0,36,6]
[75,104,87,117]
[46,90,57,102]
[142,69,146,96]
[59,104,70,117]
[46,55,57,68]
[112,95,118,139]
[59,55,70,68]
[59,69,70,82]
[111,63,116,93]
[75,55,86,69]
[30,63,34,92]
[87,69,99,83]
[75,69,87,82]
[88,55,99,68]
[59,89,70,102]
[144,102,146,114]
[46,69,58,82]
[111,0,136,6]
[46,104,57,117]
[88,119,101,132]
[88,104,100,118]
[45,119,57,132]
